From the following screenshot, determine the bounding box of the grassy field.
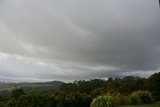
[121,102,160,107]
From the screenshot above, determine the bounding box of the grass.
[121,102,160,107]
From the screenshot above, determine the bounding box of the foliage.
[90,95,118,107]
[0,96,5,101]
[0,101,6,107]
[121,102,160,107]
[0,90,11,99]
[91,88,106,98]
[53,91,92,107]
[11,89,24,99]
[129,91,153,105]
[0,81,63,94]
[7,98,16,107]
[16,93,52,107]
[138,91,153,103]
[111,92,129,105]
[0,72,159,107]
[60,79,106,94]
[148,72,160,100]
[129,92,141,105]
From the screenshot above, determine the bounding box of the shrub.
[136,91,153,103]
[0,96,5,102]
[53,92,92,107]
[11,89,24,99]
[0,102,6,107]
[129,91,153,104]
[113,93,129,105]
[129,93,141,105]
[90,95,118,107]
[7,98,16,107]
[16,93,52,107]
[91,88,106,98]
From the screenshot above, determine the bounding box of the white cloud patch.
[0,52,120,81]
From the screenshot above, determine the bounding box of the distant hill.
[0,81,63,93]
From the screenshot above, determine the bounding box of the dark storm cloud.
[0,0,160,81]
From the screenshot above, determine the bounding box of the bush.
[137,91,153,103]
[0,102,6,107]
[90,95,118,107]
[91,88,106,98]
[0,96,5,102]
[53,92,92,107]
[129,91,153,104]
[7,98,16,107]
[113,93,129,105]
[129,93,141,105]
[16,93,52,107]
[11,89,24,99]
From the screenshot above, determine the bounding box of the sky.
[0,0,160,82]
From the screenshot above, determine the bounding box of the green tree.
[16,93,52,107]
[7,98,16,107]
[148,72,160,100]
[11,89,24,99]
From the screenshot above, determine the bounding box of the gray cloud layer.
[0,0,160,81]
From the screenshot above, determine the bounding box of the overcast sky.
[0,0,160,82]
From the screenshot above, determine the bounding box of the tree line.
[0,72,159,107]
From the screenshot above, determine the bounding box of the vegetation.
[121,102,160,107]
[90,95,118,107]
[129,91,153,104]
[0,81,63,93]
[0,72,159,107]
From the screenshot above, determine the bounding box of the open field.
[121,102,160,107]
